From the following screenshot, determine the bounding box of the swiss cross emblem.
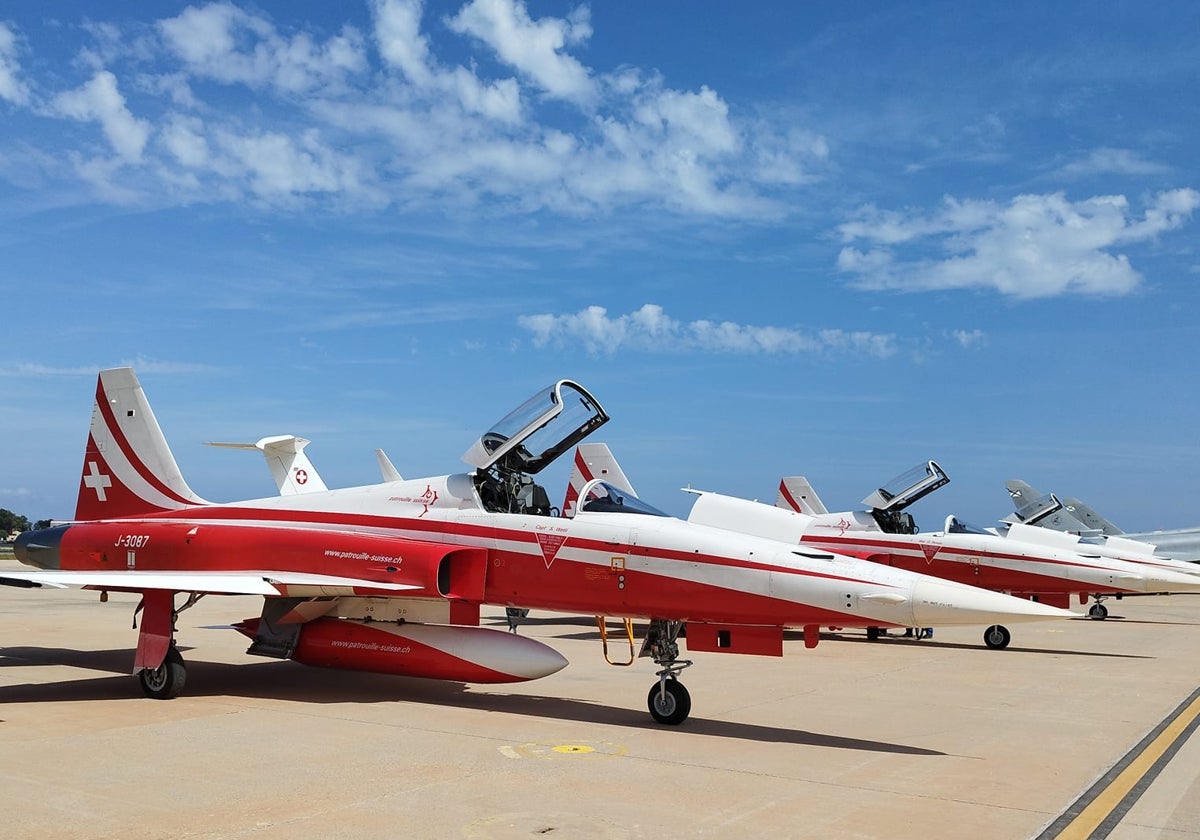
[535,533,568,568]
[83,460,112,501]
[295,468,308,485]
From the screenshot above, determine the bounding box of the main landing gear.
[642,619,693,725]
[983,624,1011,649]
[1088,600,1109,620]
[133,591,202,699]
[139,645,186,699]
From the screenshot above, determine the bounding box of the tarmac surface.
[2,557,1199,840]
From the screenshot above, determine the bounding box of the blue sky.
[2,0,1198,532]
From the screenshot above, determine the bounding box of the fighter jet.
[1006,479,1200,563]
[3,370,1072,724]
[686,461,1200,646]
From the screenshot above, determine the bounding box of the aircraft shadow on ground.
[0,645,943,755]
[536,627,1153,659]
[1092,617,1200,627]
[798,632,1154,659]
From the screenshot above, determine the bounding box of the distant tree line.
[1,509,52,535]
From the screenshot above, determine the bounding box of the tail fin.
[376,448,403,482]
[563,443,636,517]
[775,476,828,515]
[1060,497,1124,536]
[75,368,208,521]
[207,435,329,495]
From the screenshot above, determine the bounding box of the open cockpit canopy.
[861,460,949,512]
[462,380,608,476]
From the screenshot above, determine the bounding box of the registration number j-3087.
[113,534,150,548]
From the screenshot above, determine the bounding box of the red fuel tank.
[235,617,567,684]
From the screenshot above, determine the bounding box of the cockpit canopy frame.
[861,460,949,512]
[461,380,609,476]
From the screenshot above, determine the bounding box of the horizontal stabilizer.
[207,435,328,495]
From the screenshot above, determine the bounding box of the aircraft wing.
[0,569,422,596]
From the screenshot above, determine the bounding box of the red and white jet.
[5,371,1071,724]
[686,461,1200,647]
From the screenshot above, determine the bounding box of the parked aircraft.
[4,371,1071,724]
[1006,479,1200,564]
[684,461,1200,646]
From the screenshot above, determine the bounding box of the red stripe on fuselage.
[134,504,892,588]
[803,534,1141,595]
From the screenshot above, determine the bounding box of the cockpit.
[578,480,668,517]
[945,515,995,536]
[862,460,949,535]
[463,380,610,516]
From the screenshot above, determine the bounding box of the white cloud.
[837,190,1200,298]
[1058,147,1168,179]
[518,304,897,358]
[50,71,150,162]
[446,0,596,105]
[373,0,522,123]
[18,1,826,215]
[372,0,434,86]
[950,329,986,349]
[158,3,366,93]
[0,22,30,105]
[211,128,375,203]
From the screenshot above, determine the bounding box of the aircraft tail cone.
[910,579,1076,627]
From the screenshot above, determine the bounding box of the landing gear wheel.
[983,624,1011,650]
[866,626,881,641]
[647,679,691,725]
[139,647,186,699]
[1088,602,1109,620]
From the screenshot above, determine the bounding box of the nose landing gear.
[642,619,693,725]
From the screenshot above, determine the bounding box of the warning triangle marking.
[536,533,569,568]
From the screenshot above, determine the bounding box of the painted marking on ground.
[499,741,627,760]
[1036,684,1200,839]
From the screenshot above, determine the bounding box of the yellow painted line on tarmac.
[1038,686,1200,840]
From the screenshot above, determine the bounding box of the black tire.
[866,626,881,641]
[647,679,691,725]
[139,647,186,699]
[1088,603,1109,620]
[983,624,1011,650]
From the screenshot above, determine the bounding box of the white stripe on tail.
[75,368,208,521]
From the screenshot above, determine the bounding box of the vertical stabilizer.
[376,448,403,482]
[75,368,209,521]
[1061,497,1124,536]
[563,443,636,517]
[207,435,329,495]
[775,477,828,515]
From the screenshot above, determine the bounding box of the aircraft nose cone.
[1139,568,1200,594]
[910,578,1075,627]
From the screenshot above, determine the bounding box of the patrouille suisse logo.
[535,533,568,568]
